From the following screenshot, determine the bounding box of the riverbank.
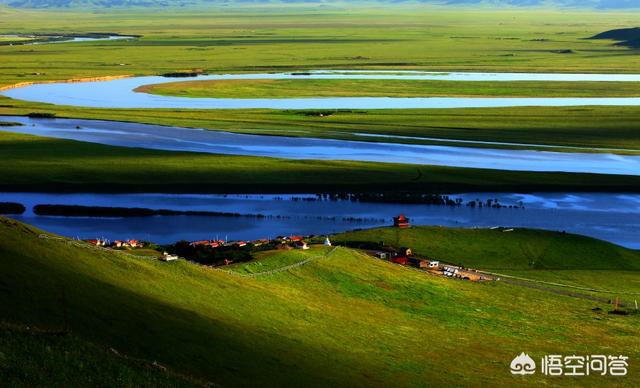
[0,75,133,92]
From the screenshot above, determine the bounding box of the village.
[81,214,495,282]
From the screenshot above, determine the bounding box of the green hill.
[333,226,640,270]
[1,217,639,386]
[0,322,200,387]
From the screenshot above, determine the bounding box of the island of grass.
[1,217,638,386]
[136,78,640,99]
[4,98,640,154]
[2,130,640,193]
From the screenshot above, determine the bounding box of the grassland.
[0,6,640,156]
[0,322,199,387]
[1,217,639,386]
[333,226,640,271]
[2,130,640,193]
[0,6,638,193]
[3,6,640,85]
[138,78,640,98]
[334,226,640,302]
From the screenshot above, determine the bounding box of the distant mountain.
[591,27,640,48]
[1,0,639,9]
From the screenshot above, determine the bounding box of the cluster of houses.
[442,266,492,281]
[370,246,439,269]
[368,214,492,282]
[188,235,332,252]
[370,246,490,282]
[79,214,489,283]
[85,238,144,249]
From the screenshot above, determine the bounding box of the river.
[5,70,640,109]
[3,116,639,175]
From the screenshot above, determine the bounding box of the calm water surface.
[6,70,640,109]
[1,192,638,248]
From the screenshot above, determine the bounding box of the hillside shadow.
[0,255,383,388]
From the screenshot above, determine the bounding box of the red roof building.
[392,257,409,265]
[393,214,410,228]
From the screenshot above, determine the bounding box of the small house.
[161,252,178,262]
[374,251,388,260]
[409,257,429,268]
[392,257,409,265]
[393,214,410,228]
[399,247,413,257]
[295,241,309,250]
[252,239,269,246]
[127,239,141,248]
[324,237,332,246]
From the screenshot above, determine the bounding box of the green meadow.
[0,322,200,387]
[1,5,639,386]
[0,6,640,159]
[2,5,640,85]
[139,78,640,98]
[2,130,640,193]
[1,217,639,386]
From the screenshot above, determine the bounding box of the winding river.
[6,70,640,109]
[3,116,640,175]
[1,71,640,245]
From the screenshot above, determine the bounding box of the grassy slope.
[138,78,640,98]
[0,322,199,387]
[333,226,640,270]
[1,217,639,386]
[2,130,640,193]
[334,226,640,300]
[0,7,640,152]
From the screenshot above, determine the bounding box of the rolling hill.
[591,27,640,48]
[1,216,639,385]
